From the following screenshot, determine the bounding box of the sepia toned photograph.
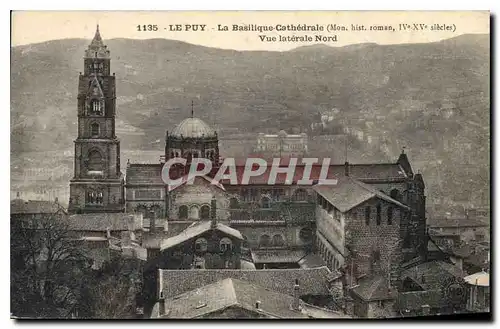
[10,11,490,319]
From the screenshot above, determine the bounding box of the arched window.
[195,238,208,252]
[91,99,102,115]
[272,234,285,247]
[190,205,199,220]
[293,188,308,202]
[87,150,103,171]
[261,196,270,209]
[259,234,271,248]
[229,197,239,209]
[390,189,400,201]
[299,227,313,244]
[387,206,393,225]
[86,190,103,205]
[376,204,382,226]
[90,122,99,137]
[178,205,188,219]
[135,205,148,218]
[220,237,232,252]
[200,205,210,220]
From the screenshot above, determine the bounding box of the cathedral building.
[66,27,428,317]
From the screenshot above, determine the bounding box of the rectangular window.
[388,207,393,225]
[376,205,381,226]
[365,207,371,225]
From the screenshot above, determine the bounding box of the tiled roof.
[251,249,307,264]
[313,176,409,213]
[351,276,397,301]
[428,217,489,228]
[125,163,164,186]
[11,199,66,215]
[66,213,143,232]
[400,261,465,291]
[155,278,309,319]
[396,290,445,310]
[160,221,243,251]
[159,266,332,299]
[464,250,490,269]
[217,162,407,186]
[298,253,326,269]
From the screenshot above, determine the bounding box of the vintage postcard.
[10,11,490,319]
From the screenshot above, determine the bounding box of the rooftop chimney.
[210,196,217,228]
[292,279,301,311]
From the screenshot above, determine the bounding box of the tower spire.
[91,24,103,45]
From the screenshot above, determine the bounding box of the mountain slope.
[11,34,490,208]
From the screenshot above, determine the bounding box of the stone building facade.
[255,130,308,157]
[68,25,124,214]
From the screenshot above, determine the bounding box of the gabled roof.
[168,174,226,192]
[160,267,332,299]
[313,176,409,213]
[351,276,397,301]
[400,261,464,291]
[160,221,243,251]
[156,278,309,319]
[11,199,66,215]
[67,213,143,232]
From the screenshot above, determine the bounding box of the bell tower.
[69,25,124,214]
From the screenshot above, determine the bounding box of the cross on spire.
[191,100,194,118]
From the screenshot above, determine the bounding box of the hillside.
[10,34,490,209]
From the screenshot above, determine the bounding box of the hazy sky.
[12,11,489,51]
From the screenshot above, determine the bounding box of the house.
[151,278,349,319]
[349,276,398,318]
[157,266,337,311]
[397,261,467,316]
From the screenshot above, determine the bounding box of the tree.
[82,255,144,319]
[11,214,91,318]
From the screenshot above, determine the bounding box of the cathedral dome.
[171,117,216,138]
